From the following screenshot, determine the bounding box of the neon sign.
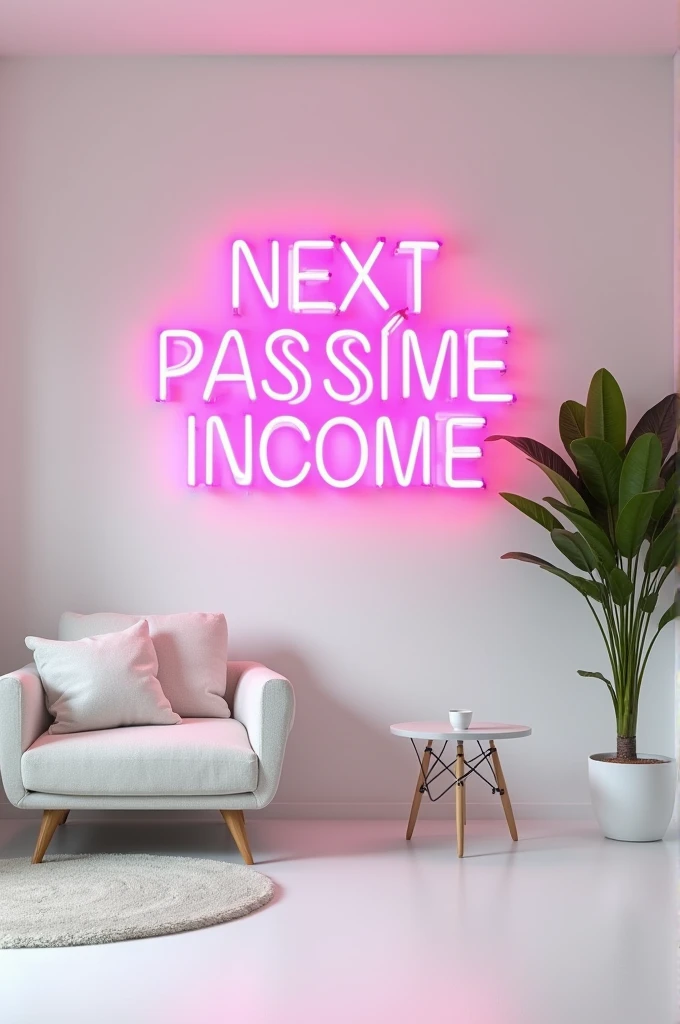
[156,236,514,490]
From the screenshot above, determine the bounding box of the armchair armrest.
[0,663,51,806]
[229,661,295,809]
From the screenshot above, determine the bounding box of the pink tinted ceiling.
[0,0,676,54]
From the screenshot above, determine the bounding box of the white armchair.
[0,654,295,866]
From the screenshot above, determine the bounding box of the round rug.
[0,854,275,948]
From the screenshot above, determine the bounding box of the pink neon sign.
[156,236,515,490]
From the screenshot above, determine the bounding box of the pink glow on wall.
[156,235,515,491]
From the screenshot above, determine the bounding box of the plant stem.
[583,593,619,712]
[616,736,636,759]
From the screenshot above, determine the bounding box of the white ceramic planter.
[588,753,677,842]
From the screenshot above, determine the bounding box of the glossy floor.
[0,817,676,1024]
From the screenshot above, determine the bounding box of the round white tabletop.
[390,721,532,742]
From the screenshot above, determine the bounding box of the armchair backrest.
[59,612,137,642]
[58,611,230,719]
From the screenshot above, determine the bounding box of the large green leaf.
[607,566,634,605]
[551,529,597,572]
[658,593,679,631]
[584,368,627,451]
[640,592,659,614]
[540,565,602,601]
[618,433,662,509]
[499,493,562,532]
[501,550,600,600]
[543,497,617,570]
[571,437,622,507]
[625,394,678,459]
[578,669,617,708]
[615,491,660,558]
[645,517,678,572]
[559,400,586,457]
[661,453,677,482]
[651,471,678,522]
[501,552,554,567]
[577,669,612,684]
[528,460,590,513]
[486,435,581,489]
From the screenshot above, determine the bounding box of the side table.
[390,721,532,857]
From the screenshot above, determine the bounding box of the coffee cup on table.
[449,709,473,731]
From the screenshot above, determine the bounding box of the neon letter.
[467,329,513,402]
[338,240,389,311]
[261,329,311,406]
[206,415,253,486]
[203,330,256,402]
[159,330,203,401]
[316,418,369,489]
[259,417,311,488]
[289,241,335,314]
[394,241,441,314]
[187,414,197,486]
[231,240,279,311]
[402,329,458,401]
[380,310,408,400]
[324,330,373,405]
[376,416,431,487]
[437,414,486,488]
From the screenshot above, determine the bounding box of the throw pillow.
[58,611,230,718]
[26,619,181,734]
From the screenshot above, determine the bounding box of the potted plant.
[489,369,677,841]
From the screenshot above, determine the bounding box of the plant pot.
[588,753,677,842]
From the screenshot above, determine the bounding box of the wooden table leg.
[489,740,518,841]
[406,740,434,839]
[455,741,465,857]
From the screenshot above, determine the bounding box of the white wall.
[0,57,674,818]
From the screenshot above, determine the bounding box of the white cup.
[449,709,473,731]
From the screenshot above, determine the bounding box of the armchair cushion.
[21,718,258,797]
[59,611,230,719]
[26,620,180,734]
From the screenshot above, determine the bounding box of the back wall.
[0,56,674,818]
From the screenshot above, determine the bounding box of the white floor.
[0,816,676,1024]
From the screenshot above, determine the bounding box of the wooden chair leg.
[58,810,70,826]
[455,741,465,858]
[220,810,254,865]
[406,739,434,840]
[489,740,518,841]
[32,810,66,864]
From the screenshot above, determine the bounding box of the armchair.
[0,651,295,866]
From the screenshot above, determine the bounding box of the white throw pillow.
[26,620,181,734]
[58,611,230,719]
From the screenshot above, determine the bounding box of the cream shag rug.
[0,854,275,948]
